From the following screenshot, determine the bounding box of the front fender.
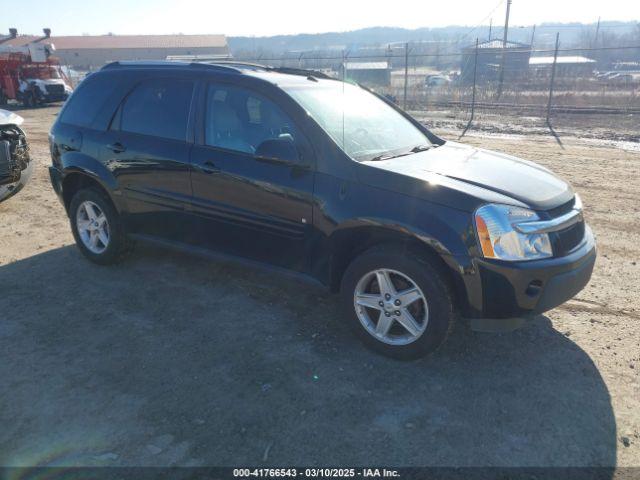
[330,217,454,256]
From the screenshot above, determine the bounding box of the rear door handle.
[198,160,220,174]
[107,142,126,154]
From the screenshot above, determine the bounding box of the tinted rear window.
[58,74,118,128]
[120,78,193,141]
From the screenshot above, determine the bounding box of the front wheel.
[69,188,132,265]
[22,92,36,108]
[340,245,455,360]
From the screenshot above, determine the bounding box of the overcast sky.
[3,0,639,37]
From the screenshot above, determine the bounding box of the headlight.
[573,192,582,211]
[475,204,552,261]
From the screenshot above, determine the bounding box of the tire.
[68,187,132,265]
[22,92,35,108]
[340,244,455,360]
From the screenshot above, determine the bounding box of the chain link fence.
[237,42,640,144]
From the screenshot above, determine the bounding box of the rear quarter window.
[119,78,194,142]
[58,73,119,128]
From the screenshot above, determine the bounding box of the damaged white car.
[0,110,31,203]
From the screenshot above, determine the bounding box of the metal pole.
[403,42,409,110]
[530,24,536,47]
[459,38,479,139]
[546,32,564,148]
[496,0,512,99]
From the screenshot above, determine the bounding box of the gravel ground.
[0,106,638,468]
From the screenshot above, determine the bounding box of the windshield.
[284,81,430,161]
[22,65,62,80]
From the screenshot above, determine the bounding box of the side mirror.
[255,137,300,166]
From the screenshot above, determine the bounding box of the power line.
[239,44,640,63]
[474,23,638,31]
[457,0,506,44]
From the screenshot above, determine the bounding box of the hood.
[362,141,573,211]
[0,109,24,127]
[29,78,66,85]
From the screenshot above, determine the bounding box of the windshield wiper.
[410,144,431,153]
[368,152,406,162]
[368,144,431,162]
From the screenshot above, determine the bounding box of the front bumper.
[49,165,64,203]
[454,225,596,320]
[43,93,69,103]
[0,155,34,203]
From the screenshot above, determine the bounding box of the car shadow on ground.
[0,245,616,470]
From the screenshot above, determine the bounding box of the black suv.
[49,62,596,359]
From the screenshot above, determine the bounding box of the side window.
[59,73,119,127]
[204,84,298,155]
[119,78,193,141]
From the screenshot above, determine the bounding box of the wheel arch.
[329,223,450,288]
[59,152,122,212]
[326,221,473,317]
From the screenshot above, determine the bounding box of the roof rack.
[100,60,244,74]
[198,60,268,70]
[100,60,336,80]
[265,66,333,79]
[199,61,334,79]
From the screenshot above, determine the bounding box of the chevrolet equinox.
[49,61,596,359]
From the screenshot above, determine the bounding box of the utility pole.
[496,0,512,99]
[489,18,492,40]
[593,16,601,48]
[502,0,512,48]
[530,24,536,47]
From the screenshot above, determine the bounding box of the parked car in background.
[0,109,31,203]
[48,62,596,359]
[608,72,640,85]
[425,74,451,87]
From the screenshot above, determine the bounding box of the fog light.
[525,280,543,297]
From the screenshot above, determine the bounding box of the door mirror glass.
[255,137,299,164]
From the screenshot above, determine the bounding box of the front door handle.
[107,142,126,154]
[198,160,220,174]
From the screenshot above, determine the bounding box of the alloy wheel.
[76,200,110,254]
[353,268,429,345]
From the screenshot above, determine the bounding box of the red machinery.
[0,43,72,107]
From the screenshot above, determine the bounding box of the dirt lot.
[0,106,638,468]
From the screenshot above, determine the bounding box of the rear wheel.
[69,188,132,265]
[340,245,455,360]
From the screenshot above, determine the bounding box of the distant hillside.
[229,21,638,56]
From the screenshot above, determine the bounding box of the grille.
[543,196,585,256]
[546,197,575,219]
[0,140,13,176]
[550,220,585,257]
[45,84,65,94]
